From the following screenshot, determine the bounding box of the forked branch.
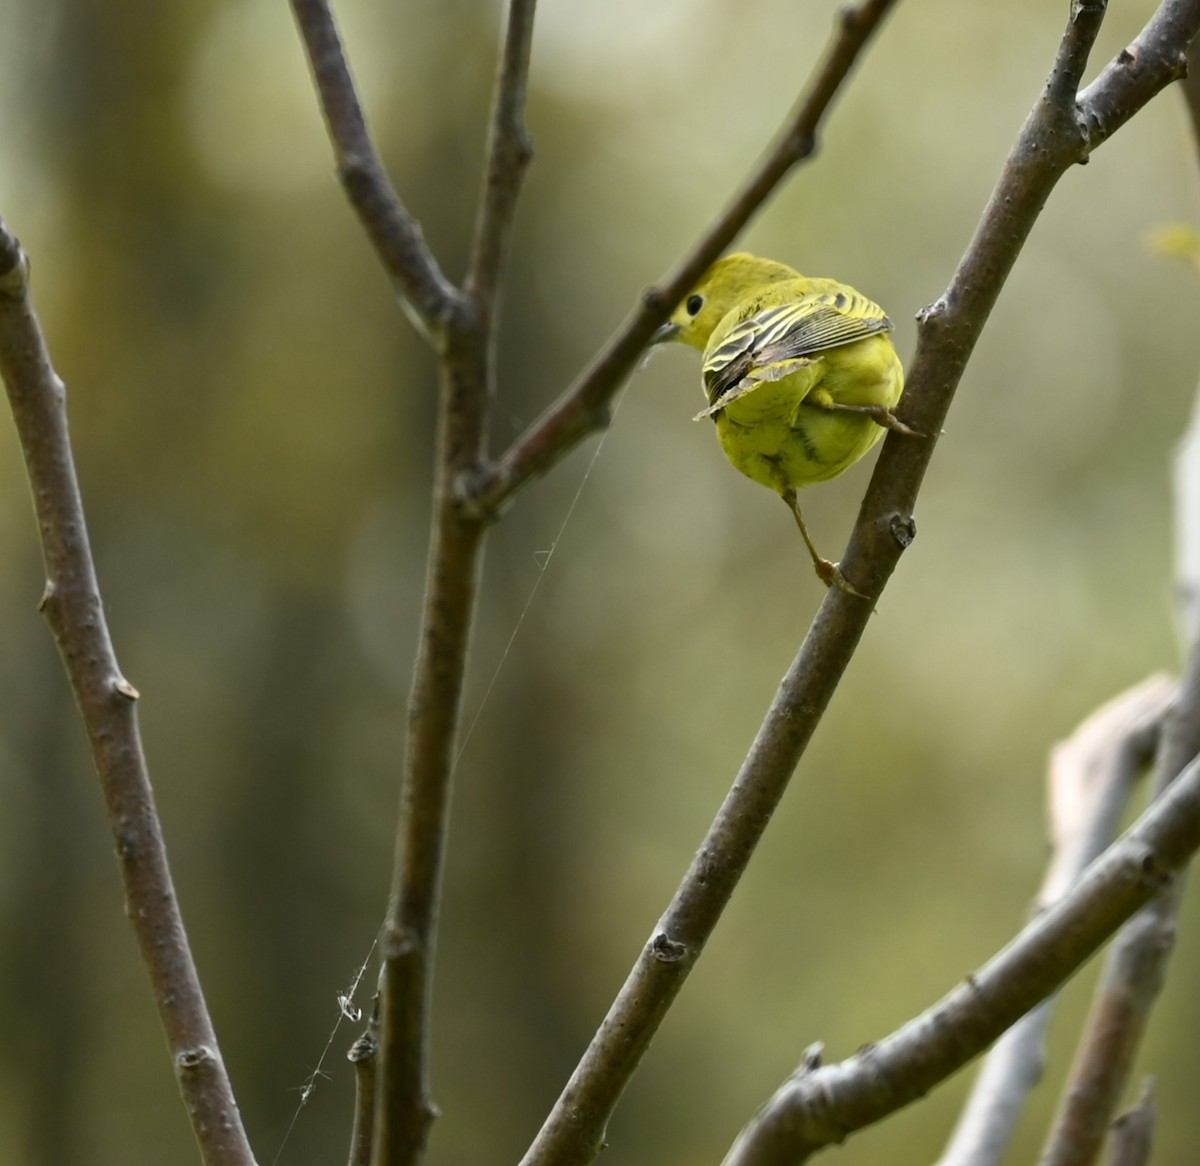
[720,752,1200,1166]
[289,3,541,1163]
[719,2,1200,1161]
[466,0,903,518]
[936,677,1174,1166]
[1036,300,1200,1166]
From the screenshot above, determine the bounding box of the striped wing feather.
[702,293,894,411]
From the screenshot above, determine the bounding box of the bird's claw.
[877,410,923,437]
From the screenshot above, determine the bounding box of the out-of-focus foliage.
[1,1,1198,1164]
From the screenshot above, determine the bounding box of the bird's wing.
[701,294,894,413]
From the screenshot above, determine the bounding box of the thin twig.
[292,3,537,1160]
[370,267,489,1166]
[519,5,1196,1166]
[288,0,462,337]
[0,225,258,1165]
[358,13,537,1166]
[720,749,1200,1166]
[934,677,1173,1166]
[465,0,538,317]
[510,9,901,1164]
[465,0,902,519]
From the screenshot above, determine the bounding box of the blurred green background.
[1,1,1199,1163]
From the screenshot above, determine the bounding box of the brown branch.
[465,0,537,317]
[288,0,462,338]
[720,749,1200,1166]
[290,5,536,1160]
[356,9,543,1158]
[840,0,1195,596]
[519,5,1196,1166]
[934,677,1173,1166]
[371,325,489,1165]
[465,0,902,520]
[0,226,258,1164]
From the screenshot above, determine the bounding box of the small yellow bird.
[653,252,912,594]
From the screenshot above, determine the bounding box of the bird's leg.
[777,485,866,599]
[806,389,922,436]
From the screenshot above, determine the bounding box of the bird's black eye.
[686,294,704,317]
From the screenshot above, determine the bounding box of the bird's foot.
[828,401,923,437]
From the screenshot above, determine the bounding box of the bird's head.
[651,252,799,350]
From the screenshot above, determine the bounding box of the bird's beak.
[650,321,682,346]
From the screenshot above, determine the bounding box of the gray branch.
[721,750,1200,1166]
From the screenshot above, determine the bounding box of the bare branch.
[289,0,462,338]
[1047,1,1110,108]
[373,348,489,1164]
[466,0,538,316]
[843,0,1194,596]
[1041,682,1172,906]
[289,5,533,1159]
[0,224,258,1165]
[935,677,1172,1166]
[518,9,1200,1166]
[466,0,902,519]
[519,6,1197,1166]
[720,749,1200,1166]
[1080,2,1197,152]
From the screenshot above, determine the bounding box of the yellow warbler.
[653,252,911,594]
